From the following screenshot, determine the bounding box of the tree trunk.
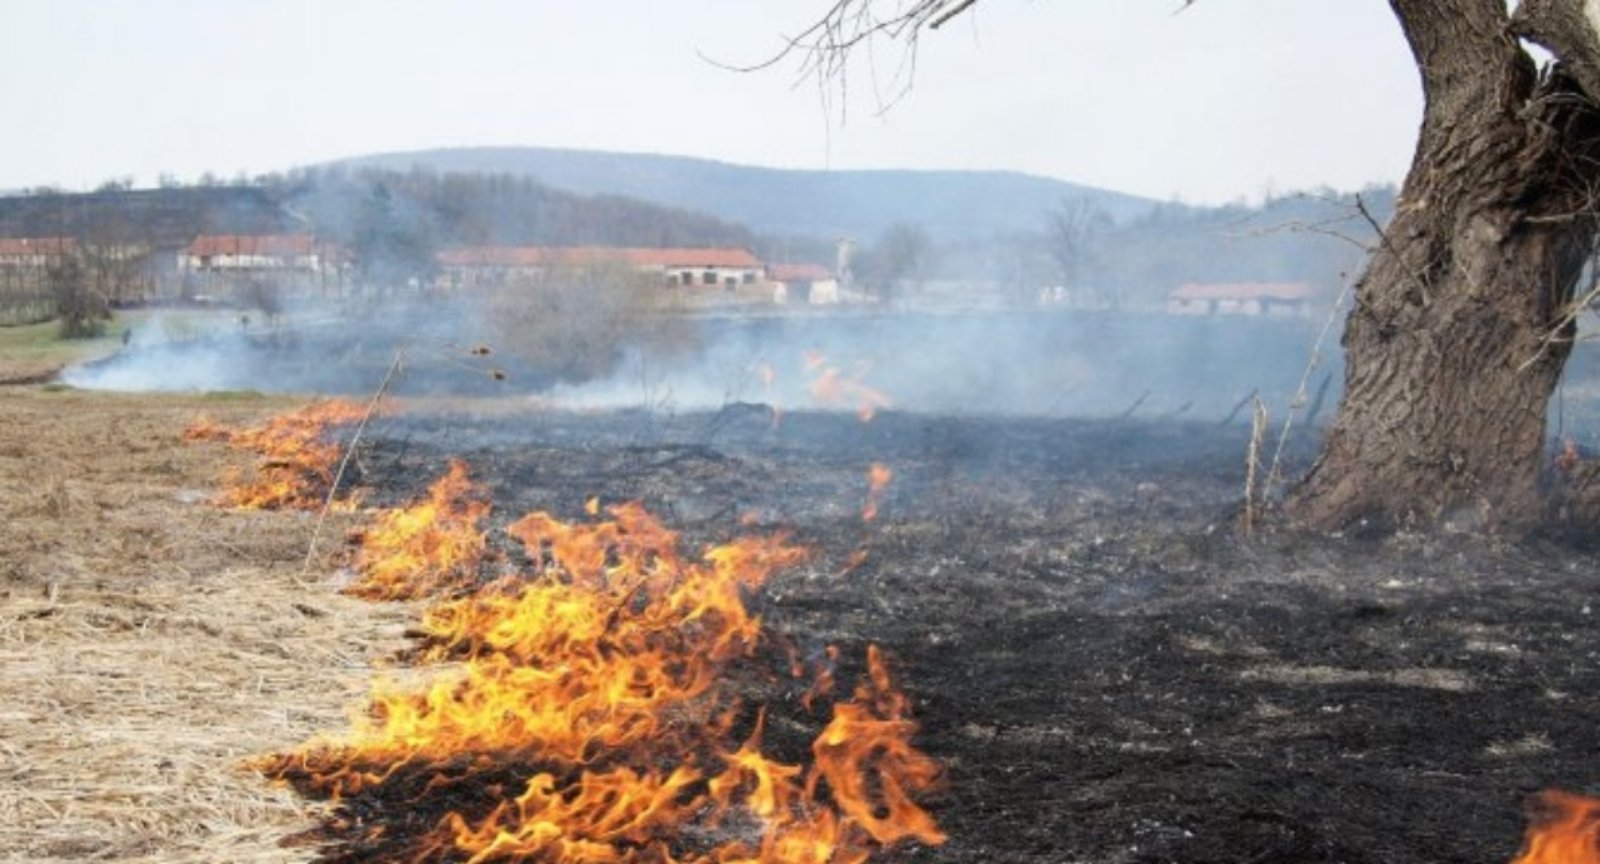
[1288,0,1600,531]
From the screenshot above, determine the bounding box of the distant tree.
[474,258,695,385]
[865,222,932,304]
[49,252,109,339]
[352,181,438,291]
[992,232,1055,307]
[1045,197,1112,306]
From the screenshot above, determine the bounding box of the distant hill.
[331,147,1160,241]
[0,171,755,253]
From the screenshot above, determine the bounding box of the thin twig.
[300,350,405,579]
[1265,281,1351,496]
[1220,388,1259,427]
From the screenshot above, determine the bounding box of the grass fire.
[15,2,1600,861]
[343,459,491,601]
[257,464,944,862]
[182,399,370,511]
[136,395,1599,863]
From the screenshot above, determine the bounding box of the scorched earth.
[1,387,1597,863]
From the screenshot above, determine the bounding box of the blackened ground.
[342,408,1600,864]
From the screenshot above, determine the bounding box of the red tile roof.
[1170,282,1315,302]
[631,248,763,269]
[768,263,833,282]
[438,246,763,270]
[0,237,77,256]
[186,234,318,257]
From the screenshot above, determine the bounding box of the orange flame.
[805,354,891,422]
[756,359,784,430]
[809,645,947,847]
[862,463,893,522]
[258,498,945,861]
[1511,789,1600,864]
[1556,438,1582,475]
[801,645,839,714]
[183,399,368,510]
[343,459,491,600]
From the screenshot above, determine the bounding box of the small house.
[768,263,840,304]
[1167,282,1316,317]
[179,234,328,273]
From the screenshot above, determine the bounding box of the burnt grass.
[326,406,1600,864]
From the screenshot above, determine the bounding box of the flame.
[800,645,839,714]
[1556,438,1582,475]
[809,645,947,847]
[1511,789,1600,864]
[805,354,890,422]
[259,498,945,861]
[183,399,368,510]
[840,548,871,576]
[755,360,783,430]
[343,460,491,600]
[862,463,893,522]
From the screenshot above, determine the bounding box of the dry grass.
[0,388,416,863]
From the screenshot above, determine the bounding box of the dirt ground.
[3,389,1598,863]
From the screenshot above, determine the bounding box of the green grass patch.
[0,311,151,376]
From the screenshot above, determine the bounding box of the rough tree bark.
[1287,0,1600,530]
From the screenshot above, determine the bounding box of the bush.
[49,255,110,339]
[471,260,696,384]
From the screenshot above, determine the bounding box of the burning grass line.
[1511,789,1600,864]
[342,459,491,601]
[259,494,946,863]
[183,399,371,512]
[302,348,406,579]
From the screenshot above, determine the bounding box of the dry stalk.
[1265,280,1352,497]
[1242,398,1268,536]
[300,349,405,578]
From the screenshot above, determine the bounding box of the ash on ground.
[343,407,1599,864]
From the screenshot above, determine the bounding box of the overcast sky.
[0,1,1422,204]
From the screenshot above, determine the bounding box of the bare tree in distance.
[473,258,697,387]
[49,252,109,340]
[785,0,1600,533]
[1046,197,1113,308]
[864,222,932,305]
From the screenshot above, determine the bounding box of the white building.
[178,234,329,273]
[1167,282,1316,317]
[436,246,767,292]
[0,237,76,269]
[769,263,841,304]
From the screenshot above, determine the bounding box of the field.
[0,388,405,861]
[0,318,135,384]
[2,379,1597,863]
